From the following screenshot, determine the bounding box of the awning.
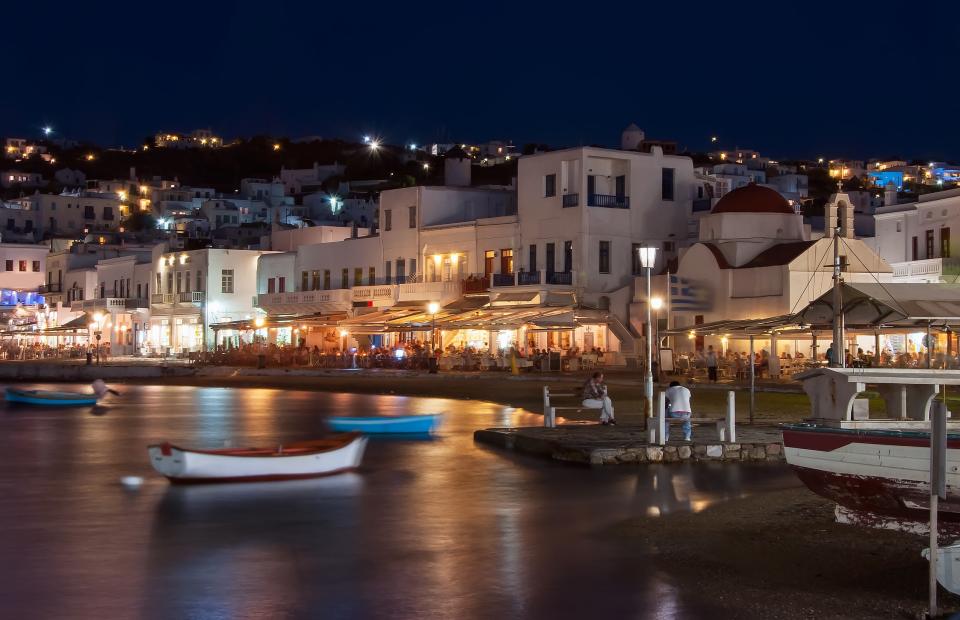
[800,283,960,328]
[492,291,539,303]
[211,312,347,331]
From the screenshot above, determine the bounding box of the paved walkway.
[474,422,785,466]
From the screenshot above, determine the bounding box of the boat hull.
[5,387,98,406]
[148,435,368,484]
[783,425,960,532]
[327,414,441,434]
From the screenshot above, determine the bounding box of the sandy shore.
[608,486,958,618]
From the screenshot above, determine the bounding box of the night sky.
[3,1,956,160]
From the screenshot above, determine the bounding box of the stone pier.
[474,424,785,466]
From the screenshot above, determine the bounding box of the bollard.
[726,390,737,443]
[543,387,550,428]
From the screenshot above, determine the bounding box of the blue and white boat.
[327,414,442,435]
[5,380,118,407]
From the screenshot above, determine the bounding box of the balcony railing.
[547,271,573,285]
[562,193,579,208]
[177,291,205,304]
[587,194,630,209]
[39,283,62,294]
[492,273,515,287]
[462,275,489,294]
[151,293,175,304]
[125,298,149,310]
[518,271,541,285]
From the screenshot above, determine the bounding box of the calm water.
[0,385,799,619]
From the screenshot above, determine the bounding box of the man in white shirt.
[664,380,693,441]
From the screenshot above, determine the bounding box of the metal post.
[749,334,755,424]
[874,330,881,367]
[927,323,933,369]
[929,400,948,618]
[726,390,737,442]
[644,266,653,416]
[831,226,845,368]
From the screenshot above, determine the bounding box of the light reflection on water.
[0,384,800,619]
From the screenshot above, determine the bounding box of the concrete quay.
[474,423,785,466]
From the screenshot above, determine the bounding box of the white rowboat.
[147,434,368,484]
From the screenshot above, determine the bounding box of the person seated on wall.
[581,371,615,426]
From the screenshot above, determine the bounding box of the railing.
[891,258,942,279]
[39,283,62,294]
[125,298,148,310]
[177,291,205,304]
[492,273,515,287]
[562,193,579,208]
[518,271,541,285]
[463,276,489,294]
[352,285,397,304]
[587,194,630,209]
[151,293,174,304]
[547,271,573,285]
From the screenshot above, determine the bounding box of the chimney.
[884,181,898,207]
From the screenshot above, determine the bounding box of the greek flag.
[669,274,711,311]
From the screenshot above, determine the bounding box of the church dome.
[711,183,793,215]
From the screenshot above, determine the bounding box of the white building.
[150,248,272,353]
[279,162,345,195]
[0,243,47,291]
[871,187,960,281]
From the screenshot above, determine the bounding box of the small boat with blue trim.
[327,414,442,435]
[5,380,118,407]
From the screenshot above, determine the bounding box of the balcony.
[151,293,175,305]
[892,258,942,281]
[562,193,579,208]
[125,298,149,310]
[39,283,62,294]
[257,289,352,315]
[70,297,129,312]
[463,275,489,294]
[352,285,397,307]
[547,271,573,285]
[492,273,515,287]
[587,194,630,209]
[490,270,574,288]
[397,280,462,304]
[177,291,205,304]
[518,271,541,285]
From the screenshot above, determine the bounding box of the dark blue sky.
[2,1,955,160]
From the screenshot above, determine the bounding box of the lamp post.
[427,301,440,373]
[651,296,664,381]
[92,312,105,364]
[637,246,658,415]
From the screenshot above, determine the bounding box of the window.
[184,274,190,293]
[563,241,573,272]
[268,278,276,293]
[529,244,537,272]
[942,228,951,259]
[368,267,375,285]
[5,219,12,231]
[323,269,331,290]
[196,270,203,292]
[341,268,349,289]
[599,241,610,274]
[301,271,309,291]
[912,236,918,261]
[546,243,555,274]
[662,241,676,253]
[103,206,114,221]
[175,271,182,293]
[354,267,363,286]
[631,243,642,275]
[384,262,392,285]
[278,277,286,293]
[84,205,95,220]
[484,250,495,276]
[31,260,39,272]
[896,222,902,233]
[927,229,935,259]
[18,260,26,272]
[396,259,406,284]
[545,174,556,197]
[501,249,514,274]
[167,272,173,294]
[615,175,625,198]
[137,284,142,299]
[384,209,392,231]
[221,269,234,294]
[311,270,320,291]
[156,273,161,291]
[661,168,675,201]
[409,205,417,228]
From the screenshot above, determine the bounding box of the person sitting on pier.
[581,371,616,425]
[664,380,693,442]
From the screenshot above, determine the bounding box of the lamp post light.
[637,247,658,415]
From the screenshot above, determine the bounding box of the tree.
[123,210,156,232]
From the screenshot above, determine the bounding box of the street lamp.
[637,246,658,415]
[651,296,664,381]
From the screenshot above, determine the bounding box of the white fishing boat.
[147,433,368,484]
